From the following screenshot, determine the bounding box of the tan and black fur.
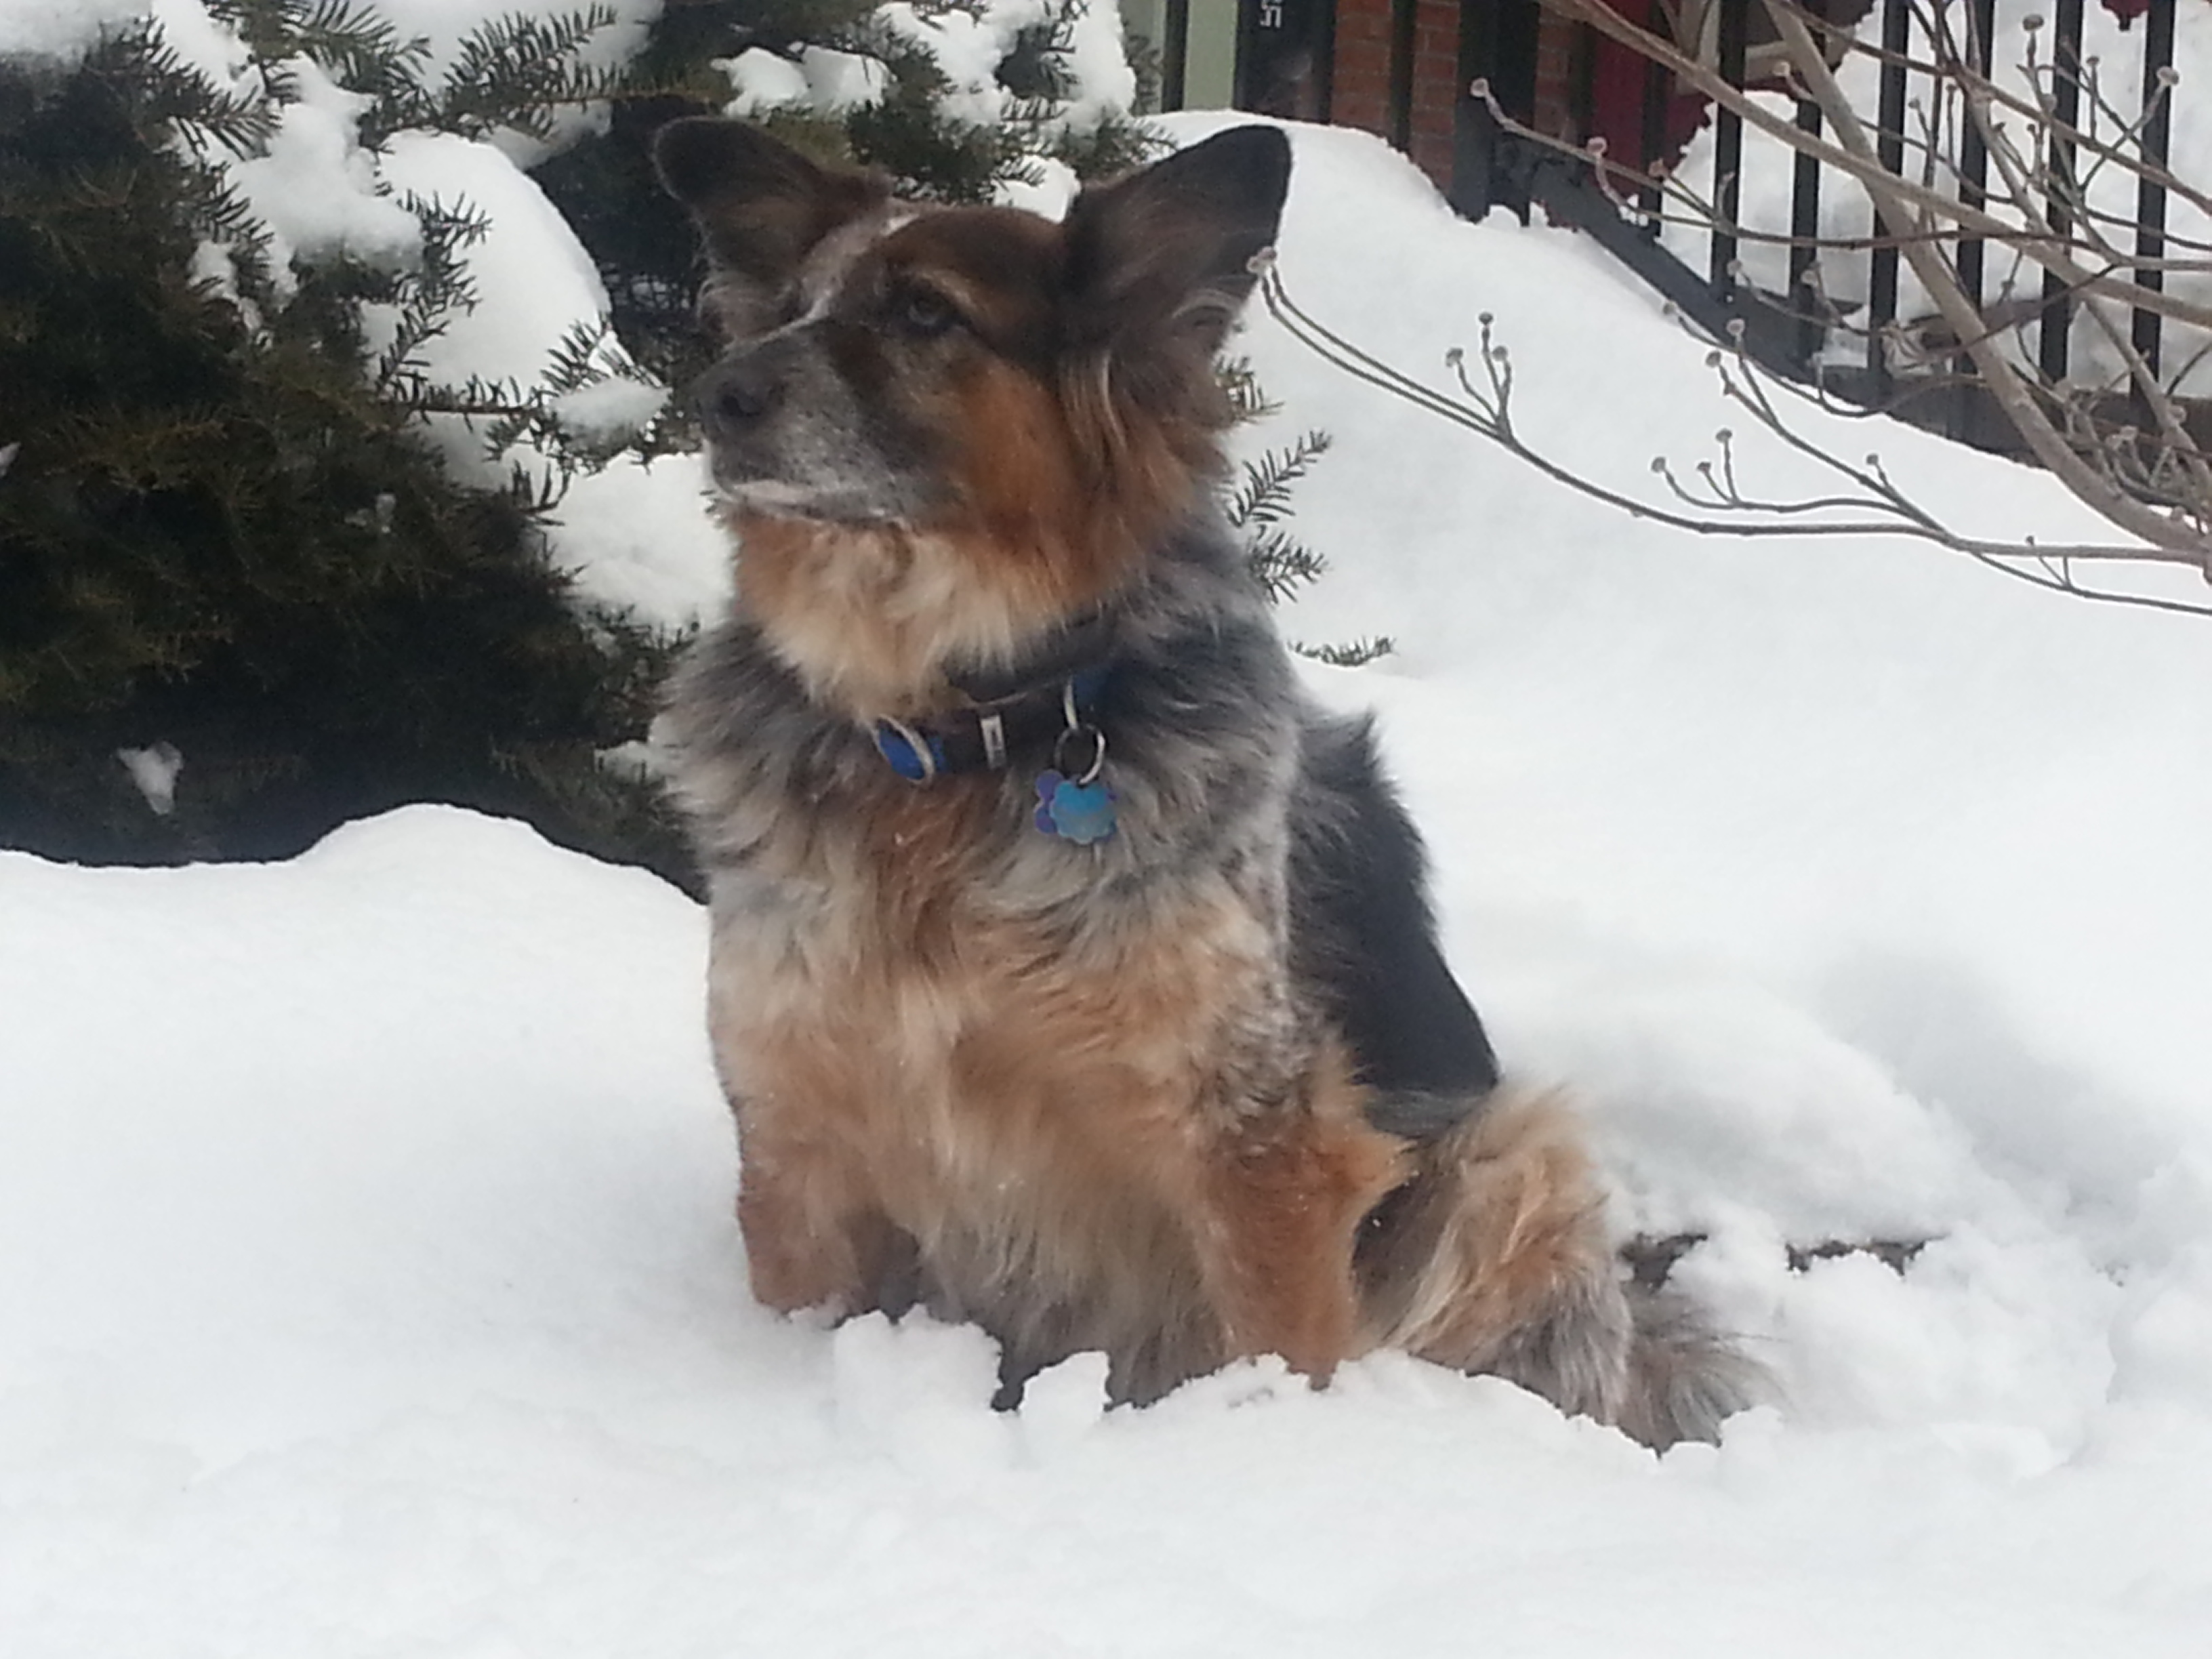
[654,118,1759,1441]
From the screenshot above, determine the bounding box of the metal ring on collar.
[1052,722,1106,786]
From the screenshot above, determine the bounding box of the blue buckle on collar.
[872,718,945,783]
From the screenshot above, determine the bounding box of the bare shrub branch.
[1387,0,2212,602]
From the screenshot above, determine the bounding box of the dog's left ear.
[1061,125,1290,358]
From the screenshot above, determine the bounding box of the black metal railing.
[1391,0,1420,151]
[2131,0,2176,399]
[1463,0,2188,455]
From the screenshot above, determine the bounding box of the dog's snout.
[697,357,779,434]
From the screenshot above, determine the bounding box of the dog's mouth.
[711,478,916,533]
[707,453,935,531]
[710,473,815,514]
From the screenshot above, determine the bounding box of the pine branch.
[1294,636,1396,668]
[291,0,431,91]
[284,0,435,141]
[434,5,623,142]
[403,319,665,483]
[373,194,491,396]
[1217,356,1278,424]
[1226,432,1333,531]
[0,28,688,878]
[107,23,283,159]
[540,316,623,396]
[998,7,1076,108]
[1244,525,1328,602]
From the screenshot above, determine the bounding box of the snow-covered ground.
[7,43,2212,1659]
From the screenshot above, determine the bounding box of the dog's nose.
[697,358,779,434]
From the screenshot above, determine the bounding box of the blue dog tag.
[1033,769,1116,844]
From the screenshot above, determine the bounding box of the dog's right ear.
[653,118,888,327]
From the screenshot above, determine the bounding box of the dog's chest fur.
[688,702,1309,1394]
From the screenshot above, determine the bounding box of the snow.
[0,785,2204,1655]
[0,0,138,59]
[879,1,1039,129]
[370,127,655,494]
[230,59,423,293]
[375,127,613,388]
[878,0,1139,148]
[550,374,668,443]
[1059,0,1141,129]
[7,8,2212,1649]
[720,43,812,115]
[719,3,1128,210]
[1189,112,2212,1462]
[114,741,184,817]
[722,43,888,118]
[546,450,732,624]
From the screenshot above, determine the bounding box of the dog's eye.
[889,284,960,340]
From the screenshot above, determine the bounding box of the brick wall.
[1323,1,1587,197]
[1327,0,1464,188]
[1330,0,1394,136]
[1404,0,1459,184]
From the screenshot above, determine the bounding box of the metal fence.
[1473,0,2188,453]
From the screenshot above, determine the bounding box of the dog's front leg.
[1193,1102,1410,1381]
[735,1117,916,1319]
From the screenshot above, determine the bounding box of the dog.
[651,117,1758,1445]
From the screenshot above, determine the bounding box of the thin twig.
[1252,260,2212,620]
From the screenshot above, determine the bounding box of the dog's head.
[654,119,1290,712]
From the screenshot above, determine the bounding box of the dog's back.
[655,118,1760,1441]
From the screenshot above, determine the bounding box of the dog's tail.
[1613,1282,1770,1449]
[1357,1087,1768,1447]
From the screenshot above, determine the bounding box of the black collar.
[943,610,1118,703]
[872,615,1118,783]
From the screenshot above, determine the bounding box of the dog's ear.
[1060,125,1291,359]
[653,117,887,327]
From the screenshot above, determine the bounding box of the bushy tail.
[1612,1284,1770,1449]
[1357,1087,1768,1448]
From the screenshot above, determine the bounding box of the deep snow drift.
[6,94,2212,1659]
